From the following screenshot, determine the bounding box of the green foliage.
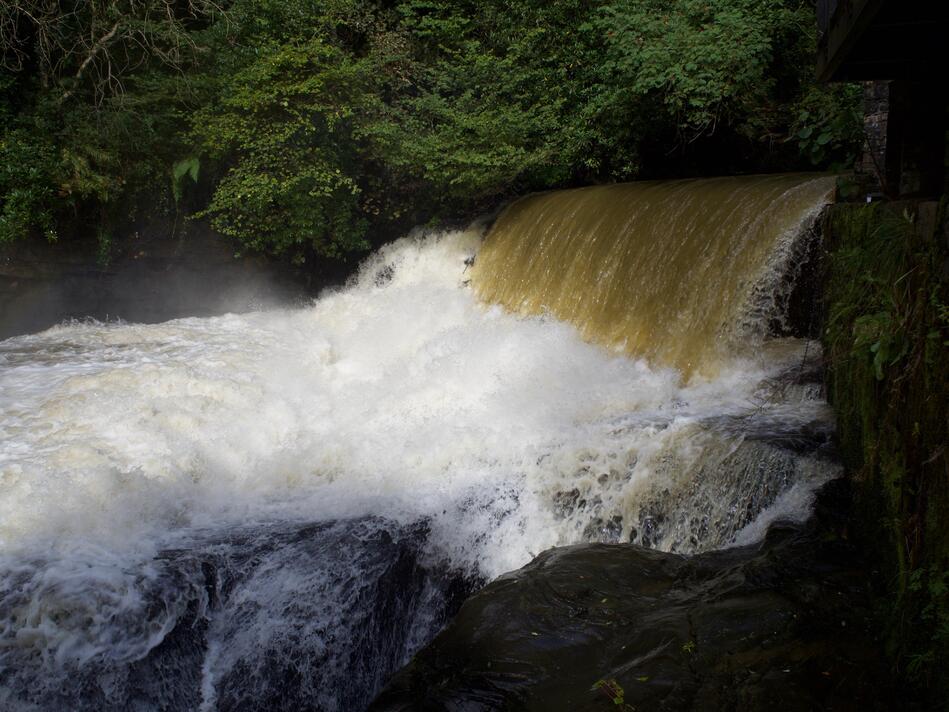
[0,124,60,243]
[593,0,862,169]
[191,14,382,259]
[1,0,864,258]
[598,0,788,136]
[369,0,859,216]
[792,84,863,169]
[907,566,949,683]
[824,200,949,703]
[372,1,603,203]
[0,1,217,243]
[172,158,200,204]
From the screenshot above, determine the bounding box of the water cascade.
[474,174,835,375]
[0,175,838,710]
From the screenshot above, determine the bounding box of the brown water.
[473,174,836,376]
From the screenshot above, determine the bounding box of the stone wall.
[854,80,948,200]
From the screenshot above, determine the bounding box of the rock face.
[371,482,892,711]
[1,518,473,712]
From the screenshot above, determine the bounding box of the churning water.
[0,176,839,710]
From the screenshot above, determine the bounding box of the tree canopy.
[0,0,862,262]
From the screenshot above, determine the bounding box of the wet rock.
[551,489,580,519]
[370,483,892,711]
[581,515,623,543]
[625,436,838,553]
[1,517,474,712]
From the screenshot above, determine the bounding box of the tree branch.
[59,20,120,104]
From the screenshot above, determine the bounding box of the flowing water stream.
[0,175,838,710]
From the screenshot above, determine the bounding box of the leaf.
[173,157,200,182]
[872,342,887,380]
[593,678,625,705]
[171,157,201,203]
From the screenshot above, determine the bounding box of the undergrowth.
[823,198,949,707]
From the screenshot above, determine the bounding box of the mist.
[0,222,317,340]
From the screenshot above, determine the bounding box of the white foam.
[0,226,837,668]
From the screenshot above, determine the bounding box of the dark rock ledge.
[370,481,893,711]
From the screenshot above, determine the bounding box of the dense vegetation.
[1,0,861,264]
[824,200,949,707]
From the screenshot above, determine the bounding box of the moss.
[822,198,949,706]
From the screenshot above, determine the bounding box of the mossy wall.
[822,198,949,706]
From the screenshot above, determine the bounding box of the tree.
[0,0,221,245]
[0,0,223,105]
[1,0,863,258]
[192,35,380,260]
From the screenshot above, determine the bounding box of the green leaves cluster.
[793,84,863,168]
[192,30,381,260]
[0,125,59,244]
[600,0,783,135]
[373,1,601,200]
[1,0,863,260]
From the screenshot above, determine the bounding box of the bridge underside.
[818,1,946,198]
[817,0,943,82]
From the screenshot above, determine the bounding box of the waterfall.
[474,174,835,375]
[0,175,838,710]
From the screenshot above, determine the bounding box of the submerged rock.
[370,482,892,711]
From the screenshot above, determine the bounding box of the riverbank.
[823,198,949,708]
